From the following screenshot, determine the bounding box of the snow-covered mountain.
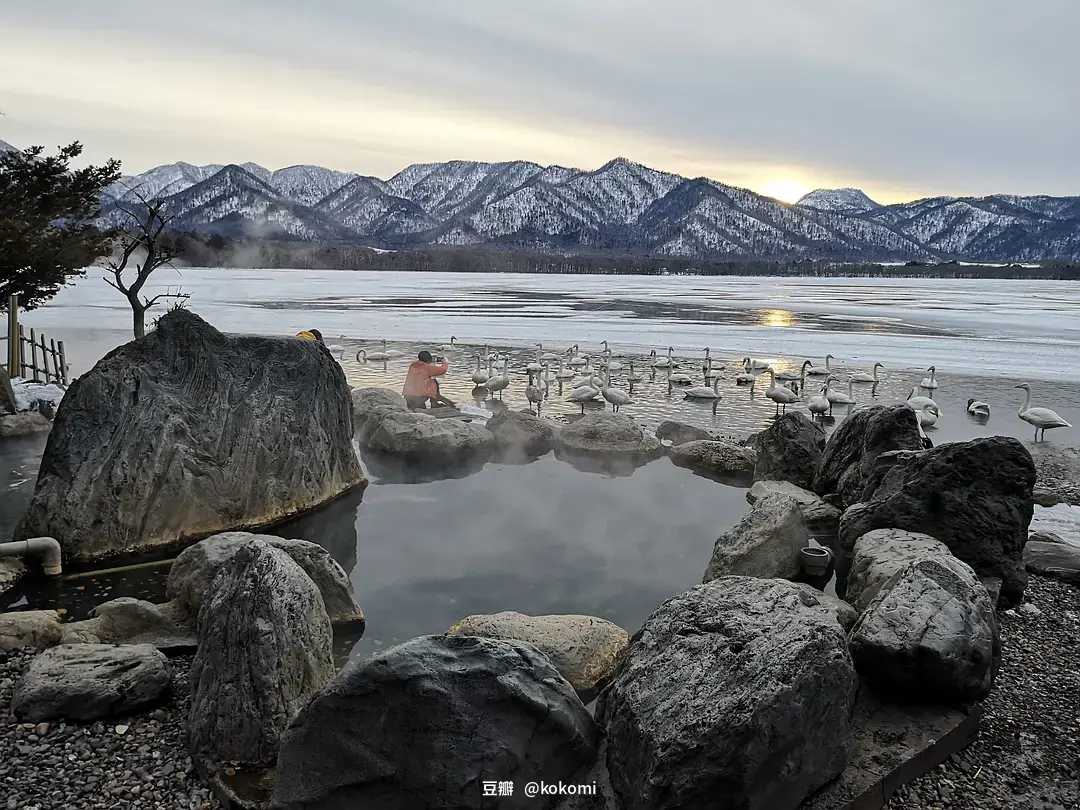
[101,156,1080,261]
[797,187,881,214]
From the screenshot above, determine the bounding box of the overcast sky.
[2,1,1076,203]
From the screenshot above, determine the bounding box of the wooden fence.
[3,295,68,385]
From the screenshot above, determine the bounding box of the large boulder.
[12,643,172,722]
[16,311,364,562]
[366,409,495,464]
[0,610,63,651]
[746,479,842,541]
[59,598,196,651]
[1023,540,1080,584]
[669,439,756,483]
[813,404,923,509]
[792,584,859,632]
[556,413,662,469]
[837,437,1035,606]
[447,611,629,701]
[272,634,597,810]
[0,411,52,438]
[849,555,999,702]
[752,411,826,489]
[187,540,334,776]
[598,578,858,810]
[486,409,558,456]
[844,529,953,612]
[655,420,710,446]
[351,386,407,442]
[166,531,362,625]
[703,494,810,582]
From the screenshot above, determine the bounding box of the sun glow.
[759,178,811,204]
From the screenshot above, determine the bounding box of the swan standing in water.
[566,376,602,413]
[906,388,939,411]
[525,370,544,415]
[537,343,561,362]
[920,366,940,391]
[704,357,725,382]
[1015,383,1071,441]
[651,347,676,368]
[356,348,391,363]
[757,369,800,415]
[470,355,489,386]
[566,345,588,368]
[852,362,884,384]
[825,375,856,415]
[808,384,830,419]
[806,354,833,377]
[967,399,991,418]
[684,376,722,400]
[555,359,576,381]
[486,358,510,399]
[601,370,633,413]
[734,358,758,385]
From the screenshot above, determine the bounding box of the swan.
[668,370,694,385]
[525,370,544,414]
[704,357,725,381]
[762,368,800,415]
[806,354,833,377]
[742,356,770,371]
[967,399,991,418]
[555,359,575,381]
[537,343,561,362]
[825,376,856,415]
[920,366,939,391]
[440,336,457,352]
[852,362,884,384]
[566,345,588,368]
[567,377,602,413]
[914,403,940,429]
[734,358,758,385]
[808,384,830,419]
[470,355,489,386]
[1015,383,1071,441]
[906,388,939,411]
[379,339,405,358]
[356,348,390,362]
[651,347,675,368]
[626,362,643,382]
[486,358,511,398]
[684,376,722,401]
[601,348,624,373]
[600,370,633,413]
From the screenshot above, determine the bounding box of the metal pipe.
[0,537,62,576]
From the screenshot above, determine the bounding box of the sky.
[1,1,1077,204]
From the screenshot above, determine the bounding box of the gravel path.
[0,652,221,810]
[887,574,1080,809]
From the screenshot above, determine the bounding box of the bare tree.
[104,192,189,338]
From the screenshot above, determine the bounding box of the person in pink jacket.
[402,350,452,410]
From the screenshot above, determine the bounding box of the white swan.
[600,370,633,413]
[919,366,939,391]
[486,358,511,398]
[704,357,725,381]
[825,376,856,415]
[440,336,457,352]
[914,403,940,429]
[851,362,884,384]
[470,355,489,385]
[742,356,770,371]
[684,376,722,401]
[806,354,833,377]
[567,376,602,413]
[906,387,939,411]
[537,343,561,362]
[566,345,588,368]
[734,358,757,385]
[762,368,800,415]
[555,359,575,380]
[1015,383,1071,442]
[626,362,643,383]
[966,399,991,418]
[651,347,675,368]
[356,348,390,362]
[808,384,830,419]
[525,370,544,414]
[667,370,694,385]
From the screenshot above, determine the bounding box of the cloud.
[1,0,1076,202]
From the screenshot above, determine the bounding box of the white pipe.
[0,537,62,576]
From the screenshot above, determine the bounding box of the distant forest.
[163,231,1080,280]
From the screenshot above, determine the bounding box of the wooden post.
[50,338,59,384]
[57,340,67,384]
[17,325,27,381]
[5,294,17,378]
[38,333,50,383]
[29,328,40,382]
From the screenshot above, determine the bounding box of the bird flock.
[356,340,1073,443]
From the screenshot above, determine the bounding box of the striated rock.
[486,409,558,456]
[704,494,810,582]
[669,439,756,483]
[598,578,858,810]
[447,611,629,701]
[351,386,407,442]
[655,420,710,446]
[752,411,826,490]
[188,540,334,775]
[366,409,495,464]
[59,598,196,651]
[849,555,999,702]
[792,584,858,632]
[844,529,952,613]
[0,412,52,439]
[12,643,172,722]
[813,404,923,509]
[166,531,362,625]
[747,479,842,541]
[272,634,597,810]
[16,310,364,562]
[0,610,63,651]
[837,436,1035,606]
[1023,541,1080,584]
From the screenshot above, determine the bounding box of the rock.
[844,529,953,613]
[752,411,826,489]
[746,480,842,541]
[59,598,196,651]
[12,643,172,722]
[1023,541,1080,584]
[366,409,495,465]
[0,412,52,438]
[0,610,63,651]
[447,612,629,701]
[1029,529,1066,544]
[704,494,810,582]
[350,386,407,441]
[837,436,1035,606]
[813,404,924,509]
[598,578,858,810]
[16,310,364,562]
[849,555,999,702]
[0,366,15,414]
[669,439,756,483]
[486,409,558,456]
[187,540,334,774]
[0,558,26,597]
[555,413,662,470]
[166,531,363,625]
[792,584,858,632]
[655,420,710,446]
[272,634,597,810]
